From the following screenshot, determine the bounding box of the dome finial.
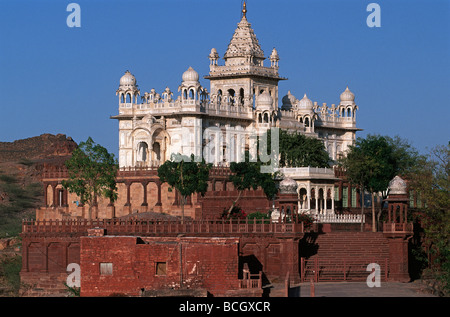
[242,1,247,19]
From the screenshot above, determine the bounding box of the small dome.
[182,66,199,82]
[388,176,407,195]
[119,70,137,87]
[340,86,355,103]
[298,93,313,110]
[279,177,298,194]
[256,91,273,109]
[210,48,218,55]
[282,91,297,110]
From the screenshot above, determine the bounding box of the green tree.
[264,128,330,168]
[62,137,118,220]
[226,152,278,218]
[340,135,397,232]
[157,153,211,222]
[385,135,422,177]
[409,143,450,295]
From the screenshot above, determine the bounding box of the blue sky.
[0,0,449,157]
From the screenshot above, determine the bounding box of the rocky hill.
[0,134,77,163]
[0,134,78,236]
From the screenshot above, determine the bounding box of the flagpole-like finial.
[242,1,247,19]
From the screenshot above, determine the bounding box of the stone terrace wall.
[80,236,240,297]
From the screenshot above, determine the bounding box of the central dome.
[182,66,199,83]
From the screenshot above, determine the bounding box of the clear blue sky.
[0,0,449,157]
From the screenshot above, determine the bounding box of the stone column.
[331,187,335,213]
[43,183,49,207]
[315,186,319,214]
[107,197,116,219]
[124,181,132,215]
[63,189,69,208]
[51,182,57,207]
[385,234,412,282]
[307,184,311,211]
[140,181,149,213]
[154,180,163,213]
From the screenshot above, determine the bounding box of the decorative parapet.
[382,222,413,234]
[278,167,337,180]
[314,213,365,224]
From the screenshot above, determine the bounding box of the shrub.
[297,213,315,229]
[247,211,270,224]
[221,205,246,219]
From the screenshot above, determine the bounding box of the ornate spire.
[224,1,264,64]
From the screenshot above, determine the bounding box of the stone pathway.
[267,281,438,297]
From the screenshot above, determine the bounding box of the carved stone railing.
[314,213,364,224]
[21,218,305,236]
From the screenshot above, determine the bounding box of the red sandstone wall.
[199,189,272,218]
[79,236,240,297]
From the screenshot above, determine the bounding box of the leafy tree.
[340,135,397,232]
[409,143,449,295]
[226,152,278,218]
[62,137,118,220]
[157,153,211,222]
[385,136,421,174]
[341,134,423,232]
[264,128,330,168]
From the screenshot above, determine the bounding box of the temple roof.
[223,7,265,63]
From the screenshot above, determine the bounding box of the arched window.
[126,93,131,103]
[183,89,187,100]
[258,113,262,123]
[120,93,125,104]
[153,142,161,161]
[239,88,244,105]
[189,89,195,100]
[347,108,351,117]
[217,89,222,104]
[304,117,310,127]
[137,142,148,162]
[264,112,269,123]
[227,89,235,106]
[299,188,307,209]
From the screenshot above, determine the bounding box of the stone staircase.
[300,232,390,282]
